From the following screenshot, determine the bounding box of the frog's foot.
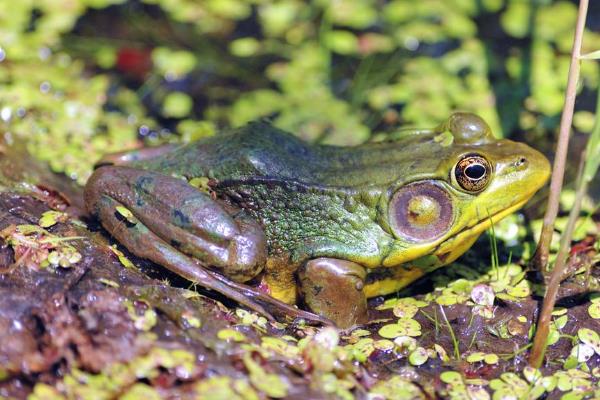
[299,258,368,329]
[85,166,330,325]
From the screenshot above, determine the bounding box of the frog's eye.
[453,154,491,192]
[389,182,453,241]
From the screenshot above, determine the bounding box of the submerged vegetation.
[0,0,598,398]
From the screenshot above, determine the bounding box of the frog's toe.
[298,258,368,329]
[223,213,267,282]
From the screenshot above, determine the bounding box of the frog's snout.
[495,142,551,193]
[518,146,551,189]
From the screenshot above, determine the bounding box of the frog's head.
[380,113,550,269]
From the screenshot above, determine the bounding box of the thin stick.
[528,0,589,368]
[530,0,589,273]
[529,153,587,367]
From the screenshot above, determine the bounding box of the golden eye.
[454,154,491,192]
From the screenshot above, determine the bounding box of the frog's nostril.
[515,157,527,168]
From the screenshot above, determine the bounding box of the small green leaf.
[374,339,395,351]
[378,318,421,339]
[580,49,600,60]
[435,293,460,305]
[369,376,423,399]
[115,206,136,224]
[323,30,358,55]
[483,353,499,364]
[578,328,600,354]
[152,47,196,78]
[588,302,600,319]
[39,210,67,228]
[563,355,579,370]
[393,336,417,351]
[98,278,119,288]
[392,301,419,318]
[244,354,288,398]
[162,92,193,118]
[523,366,541,383]
[181,311,202,329]
[217,329,247,342]
[466,352,485,363]
[125,300,157,331]
[571,343,594,363]
[230,38,261,57]
[506,280,531,298]
[440,371,462,385]
[554,315,568,330]
[109,245,137,270]
[121,384,161,400]
[408,347,428,366]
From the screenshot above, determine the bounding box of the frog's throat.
[382,194,531,268]
[432,196,530,264]
[366,197,530,298]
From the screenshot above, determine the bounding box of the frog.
[84,113,550,328]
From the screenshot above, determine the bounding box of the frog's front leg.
[85,166,330,324]
[298,258,368,328]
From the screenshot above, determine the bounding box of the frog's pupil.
[465,164,486,180]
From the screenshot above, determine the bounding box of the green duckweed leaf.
[588,302,600,319]
[180,311,202,329]
[578,328,600,354]
[109,245,137,270]
[408,347,429,366]
[162,92,193,118]
[121,384,161,400]
[39,210,68,228]
[440,371,462,385]
[369,376,425,400]
[115,206,137,224]
[378,318,421,339]
[217,329,246,342]
[243,355,288,398]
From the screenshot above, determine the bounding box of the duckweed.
[38,210,69,228]
[217,328,247,342]
[124,299,158,331]
[243,354,289,398]
[108,245,137,270]
[378,318,422,339]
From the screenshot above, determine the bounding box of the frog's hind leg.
[298,258,368,328]
[85,166,330,324]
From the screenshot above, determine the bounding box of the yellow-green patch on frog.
[84,113,550,328]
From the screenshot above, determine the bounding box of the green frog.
[84,113,550,327]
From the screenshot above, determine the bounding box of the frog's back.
[136,122,321,181]
[139,121,441,188]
